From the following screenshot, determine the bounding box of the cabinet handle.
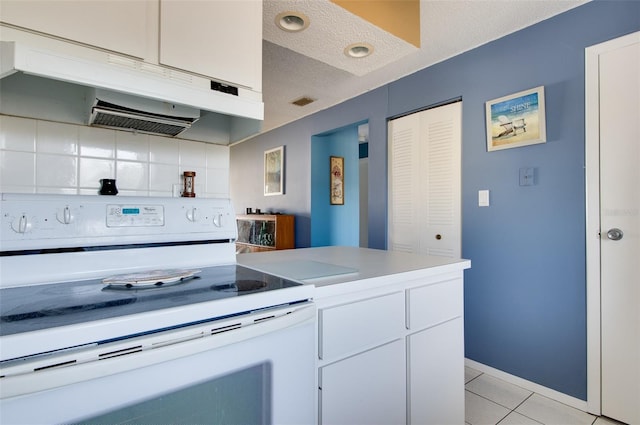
[435,234,442,240]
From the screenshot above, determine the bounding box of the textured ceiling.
[256,0,589,140]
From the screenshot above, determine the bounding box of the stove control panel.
[106,204,165,227]
[0,193,237,251]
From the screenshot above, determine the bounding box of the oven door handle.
[0,303,315,399]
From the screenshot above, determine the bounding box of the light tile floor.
[465,367,626,425]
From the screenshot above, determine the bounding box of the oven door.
[0,303,315,425]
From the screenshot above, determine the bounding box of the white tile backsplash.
[1,115,230,197]
[149,135,180,165]
[206,144,229,168]
[179,140,207,167]
[36,154,78,188]
[1,150,36,187]
[206,167,230,195]
[149,163,180,192]
[117,161,149,190]
[79,126,115,158]
[36,121,78,155]
[80,157,115,188]
[0,116,36,151]
[116,132,149,161]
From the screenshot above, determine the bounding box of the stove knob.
[11,214,34,233]
[186,207,199,222]
[213,213,223,227]
[56,206,74,224]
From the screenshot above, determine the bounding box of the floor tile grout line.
[464,384,533,413]
[507,393,546,425]
[465,371,484,385]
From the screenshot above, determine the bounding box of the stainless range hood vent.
[88,90,201,137]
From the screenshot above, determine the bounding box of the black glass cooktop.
[0,265,303,337]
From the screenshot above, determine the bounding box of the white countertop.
[237,246,471,298]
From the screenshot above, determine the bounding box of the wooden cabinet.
[316,274,465,424]
[0,0,149,58]
[236,214,294,253]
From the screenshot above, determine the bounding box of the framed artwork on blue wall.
[486,86,546,152]
[264,146,284,196]
[330,156,344,205]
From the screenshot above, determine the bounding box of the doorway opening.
[310,121,368,247]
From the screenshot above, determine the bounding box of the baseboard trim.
[465,358,588,412]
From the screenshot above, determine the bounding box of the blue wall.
[230,1,640,400]
[311,126,360,247]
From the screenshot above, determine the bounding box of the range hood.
[0,41,263,143]
[88,89,200,137]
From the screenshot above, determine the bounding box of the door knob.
[606,228,624,241]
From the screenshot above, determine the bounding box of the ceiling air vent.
[291,96,315,107]
[88,90,200,137]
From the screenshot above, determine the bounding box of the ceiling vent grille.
[291,96,315,107]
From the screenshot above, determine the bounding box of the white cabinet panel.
[159,0,262,90]
[408,318,464,424]
[320,339,406,425]
[407,278,463,330]
[318,291,404,361]
[0,0,149,59]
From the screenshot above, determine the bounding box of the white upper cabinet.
[0,0,149,59]
[1,0,262,92]
[159,0,262,91]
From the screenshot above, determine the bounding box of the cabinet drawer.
[319,291,404,360]
[407,278,462,330]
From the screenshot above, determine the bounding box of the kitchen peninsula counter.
[238,246,470,425]
[236,245,470,297]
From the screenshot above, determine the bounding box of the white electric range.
[0,193,315,425]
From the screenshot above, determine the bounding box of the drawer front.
[407,278,463,330]
[319,291,404,360]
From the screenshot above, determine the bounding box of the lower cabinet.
[408,318,464,424]
[319,339,406,425]
[316,274,464,424]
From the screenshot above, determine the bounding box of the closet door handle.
[606,228,623,241]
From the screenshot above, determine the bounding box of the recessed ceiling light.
[275,12,310,32]
[345,43,374,58]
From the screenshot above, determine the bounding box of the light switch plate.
[519,167,535,186]
[478,190,490,207]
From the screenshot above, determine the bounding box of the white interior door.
[586,32,639,424]
[388,102,462,258]
[599,36,640,425]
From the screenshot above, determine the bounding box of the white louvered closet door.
[388,102,461,258]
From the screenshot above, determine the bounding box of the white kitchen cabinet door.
[408,318,464,424]
[0,0,149,59]
[388,102,462,258]
[319,339,406,425]
[159,0,262,91]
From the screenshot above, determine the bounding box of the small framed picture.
[486,86,546,152]
[330,156,344,205]
[264,146,284,196]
